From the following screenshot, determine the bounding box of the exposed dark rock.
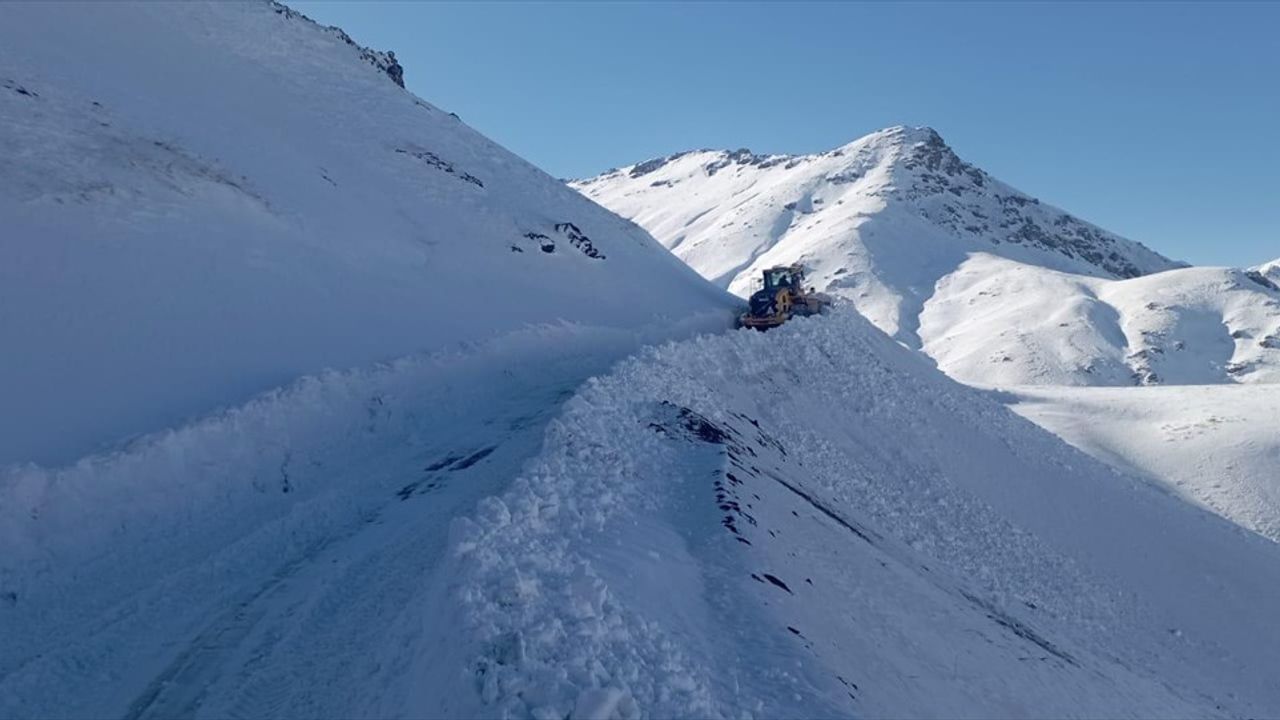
[630,156,672,179]
[704,148,798,176]
[1244,270,1279,292]
[553,222,605,260]
[395,147,483,188]
[762,573,793,594]
[383,51,404,88]
[2,79,38,98]
[271,2,404,88]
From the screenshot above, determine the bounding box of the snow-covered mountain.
[573,128,1280,386]
[572,126,1180,348]
[1257,257,1280,284]
[0,1,730,466]
[922,255,1280,385]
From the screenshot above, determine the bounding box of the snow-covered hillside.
[921,255,1280,385]
[572,126,1179,349]
[0,1,730,466]
[1007,383,1280,543]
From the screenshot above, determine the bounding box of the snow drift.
[0,1,730,466]
[427,310,1280,719]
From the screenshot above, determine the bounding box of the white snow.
[1006,383,1280,543]
[0,0,730,466]
[0,316,727,719]
[1256,256,1280,283]
[920,254,1280,386]
[12,305,1280,718]
[426,311,1280,719]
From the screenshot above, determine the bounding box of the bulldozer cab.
[762,266,802,291]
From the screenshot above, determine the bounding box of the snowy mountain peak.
[573,126,1180,348]
[884,125,986,182]
[840,123,950,156]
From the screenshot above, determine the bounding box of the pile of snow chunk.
[441,308,1280,719]
[0,314,729,653]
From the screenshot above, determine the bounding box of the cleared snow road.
[125,386,567,720]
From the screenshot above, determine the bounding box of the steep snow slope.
[921,254,1280,385]
[1006,384,1280,543]
[416,311,1280,719]
[0,1,729,466]
[572,126,1178,348]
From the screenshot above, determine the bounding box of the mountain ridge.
[571,127,1280,386]
[0,0,731,465]
[572,125,1180,349]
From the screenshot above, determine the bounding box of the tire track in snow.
[123,510,385,720]
[122,377,585,719]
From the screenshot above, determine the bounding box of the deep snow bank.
[0,2,729,465]
[434,310,1280,719]
[0,314,729,719]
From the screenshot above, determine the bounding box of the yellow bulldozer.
[737,264,831,330]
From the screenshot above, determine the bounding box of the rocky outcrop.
[270,2,404,88]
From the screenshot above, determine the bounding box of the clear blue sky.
[289,1,1277,267]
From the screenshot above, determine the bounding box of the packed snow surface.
[0,0,729,466]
